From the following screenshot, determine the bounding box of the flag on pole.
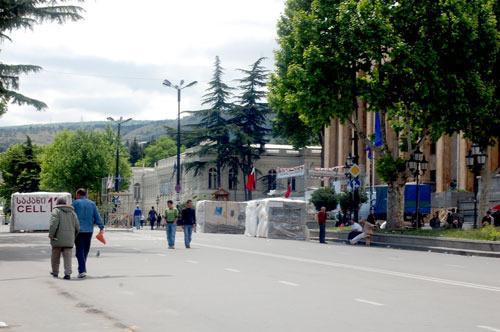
[106,175,114,189]
[374,113,383,147]
[246,167,255,191]
[285,184,291,198]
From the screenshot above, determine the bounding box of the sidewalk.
[309,229,500,258]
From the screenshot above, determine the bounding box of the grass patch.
[375,226,500,241]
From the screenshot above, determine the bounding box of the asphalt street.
[0,224,499,332]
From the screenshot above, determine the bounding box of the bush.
[336,187,368,213]
[310,187,337,211]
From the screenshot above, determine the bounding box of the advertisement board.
[10,192,72,232]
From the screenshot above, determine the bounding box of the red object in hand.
[96,230,106,244]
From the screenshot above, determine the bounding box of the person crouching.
[48,197,80,280]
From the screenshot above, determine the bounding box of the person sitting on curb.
[350,218,375,245]
[482,211,494,227]
[429,212,441,229]
[49,197,80,280]
[347,219,363,241]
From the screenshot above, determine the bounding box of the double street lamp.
[107,116,132,192]
[466,143,487,229]
[162,79,197,203]
[407,149,428,230]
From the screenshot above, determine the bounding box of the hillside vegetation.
[0,117,197,152]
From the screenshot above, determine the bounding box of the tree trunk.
[386,175,406,229]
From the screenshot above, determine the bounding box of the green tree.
[40,129,132,194]
[337,188,368,214]
[270,0,498,229]
[0,1,84,115]
[310,186,338,211]
[0,136,42,213]
[229,57,271,199]
[185,56,234,188]
[128,137,144,165]
[135,136,179,167]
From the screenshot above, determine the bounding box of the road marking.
[355,299,384,306]
[447,264,465,268]
[478,326,500,332]
[388,257,401,261]
[186,260,198,264]
[224,268,240,273]
[279,281,299,287]
[195,242,500,293]
[156,254,166,257]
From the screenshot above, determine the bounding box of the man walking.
[148,206,158,230]
[181,200,196,248]
[49,197,80,280]
[72,188,104,279]
[317,207,327,243]
[134,205,142,230]
[165,200,179,249]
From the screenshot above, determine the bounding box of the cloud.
[0,0,285,126]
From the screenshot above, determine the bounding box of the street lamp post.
[156,195,160,211]
[345,154,354,220]
[466,143,487,229]
[407,149,428,230]
[107,116,132,192]
[162,79,197,205]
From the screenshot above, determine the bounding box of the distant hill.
[0,117,198,152]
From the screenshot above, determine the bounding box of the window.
[208,168,218,189]
[268,169,277,191]
[133,183,141,200]
[431,143,436,155]
[430,170,436,183]
[229,168,237,190]
[288,178,296,191]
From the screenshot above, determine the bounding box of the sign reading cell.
[10,192,72,232]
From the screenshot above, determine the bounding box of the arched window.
[133,183,141,200]
[287,178,296,192]
[229,168,238,190]
[208,168,218,189]
[267,169,277,191]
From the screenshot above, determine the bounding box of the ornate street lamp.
[407,149,427,229]
[466,143,487,228]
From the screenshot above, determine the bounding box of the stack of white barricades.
[245,198,309,241]
[196,200,246,234]
[10,192,72,232]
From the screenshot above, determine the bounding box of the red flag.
[285,184,291,198]
[246,167,255,191]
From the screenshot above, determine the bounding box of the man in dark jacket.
[181,200,196,248]
[49,198,80,280]
[148,206,158,230]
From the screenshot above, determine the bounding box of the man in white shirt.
[347,219,363,241]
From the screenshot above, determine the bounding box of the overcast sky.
[0,0,285,127]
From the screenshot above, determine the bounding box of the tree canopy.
[0,136,42,213]
[40,128,131,194]
[270,0,499,228]
[135,136,180,167]
[0,0,84,115]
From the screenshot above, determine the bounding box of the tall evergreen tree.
[128,137,144,165]
[0,136,42,213]
[0,1,84,116]
[185,56,234,188]
[229,57,271,199]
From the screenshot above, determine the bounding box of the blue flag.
[374,113,383,147]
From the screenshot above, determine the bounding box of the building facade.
[324,109,500,199]
[131,144,322,214]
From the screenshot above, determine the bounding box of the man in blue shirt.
[133,205,142,230]
[72,188,104,278]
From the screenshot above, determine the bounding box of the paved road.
[1,225,499,332]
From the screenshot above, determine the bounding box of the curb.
[310,230,500,258]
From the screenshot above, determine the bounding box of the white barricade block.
[196,200,246,234]
[10,192,72,232]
